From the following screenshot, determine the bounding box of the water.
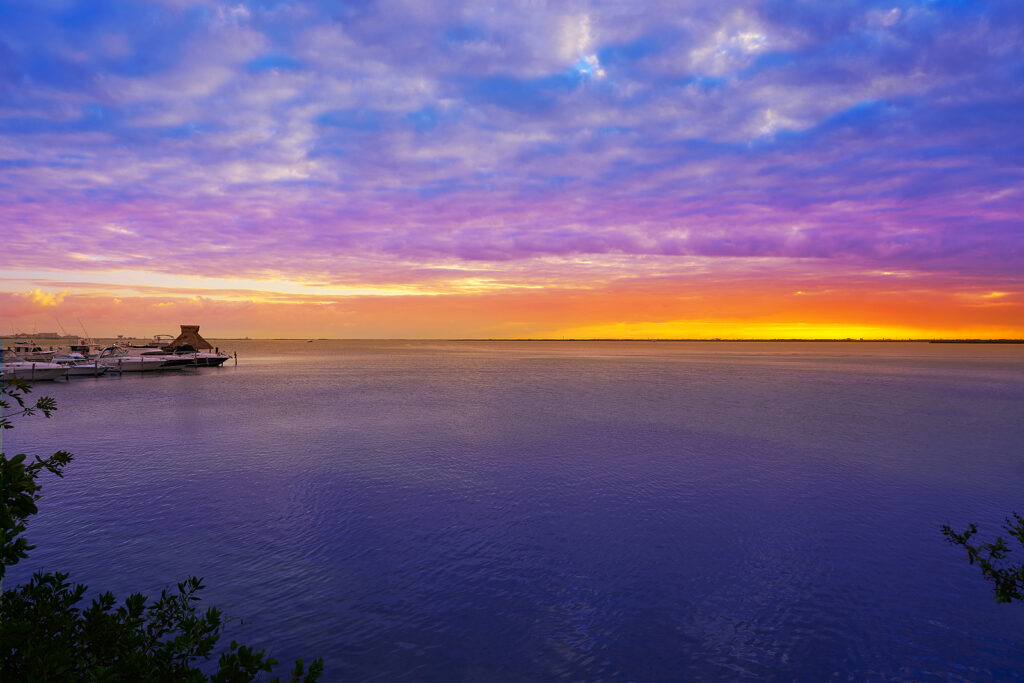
[6,340,1024,680]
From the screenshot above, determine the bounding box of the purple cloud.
[0,0,1021,294]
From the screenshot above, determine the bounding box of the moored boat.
[160,325,231,366]
[134,348,197,368]
[1,360,67,381]
[67,338,104,357]
[96,346,169,372]
[3,340,58,362]
[166,347,231,367]
[51,353,109,377]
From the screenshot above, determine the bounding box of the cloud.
[16,288,68,307]
[0,0,1021,333]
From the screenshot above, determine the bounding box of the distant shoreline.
[201,338,1024,344]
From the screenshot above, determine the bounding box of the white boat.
[165,348,232,367]
[125,334,177,350]
[4,340,58,361]
[134,348,197,368]
[1,360,67,381]
[158,325,232,367]
[99,326,234,370]
[96,346,169,372]
[119,344,218,368]
[67,338,104,357]
[105,344,229,369]
[192,351,231,367]
[51,353,109,377]
[117,329,230,368]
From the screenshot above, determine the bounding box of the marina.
[1,325,236,380]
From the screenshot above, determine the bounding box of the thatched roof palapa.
[163,325,214,351]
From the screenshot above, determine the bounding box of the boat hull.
[163,353,231,367]
[1,362,67,381]
[97,357,168,372]
[187,354,230,367]
[60,364,109,377]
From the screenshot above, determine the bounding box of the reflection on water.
[8,341,1024,680]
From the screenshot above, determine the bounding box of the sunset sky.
[1,0,1022,339]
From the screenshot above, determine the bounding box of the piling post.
[234,351,237,366]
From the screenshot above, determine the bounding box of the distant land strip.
[927,339,1024,344]
[439,338,1024,343]
[182,338,1024,343]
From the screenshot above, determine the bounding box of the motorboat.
[51,353,109,377]
[106,344,227,369]
[164,346,232,367]
[126,334,178,350]
[67,338,104,357]
[125,344,229,368]
[190,351,231,367]
[156,325,231,367]
[95,346,170,372]
[92,326,232,371]
[134,348,197,368]
[1,359,67,381]
[4,340,58,362]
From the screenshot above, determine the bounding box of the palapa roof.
[163,325,213,351]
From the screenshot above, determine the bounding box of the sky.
[1,0,1022,339]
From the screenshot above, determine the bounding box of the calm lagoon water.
[7,340,1024,680]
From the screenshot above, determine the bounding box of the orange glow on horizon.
[548,320,1024,341]
[2,275,1022,340]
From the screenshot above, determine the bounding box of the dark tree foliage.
[0,379,323,681]
[943,514,1024,604]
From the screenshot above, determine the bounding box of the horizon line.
[177,337,1024,343]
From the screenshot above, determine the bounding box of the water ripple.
[7,341,1024,680]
